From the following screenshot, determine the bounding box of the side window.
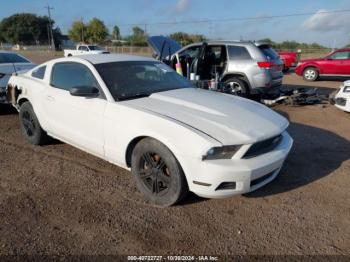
[51,63,99,91]
[31,66,46,79]
[228,46,251,60]
[329,51,350,60]
[78,46,88,51]
[180,46,201,59]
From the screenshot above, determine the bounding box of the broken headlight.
[343,86,350,93]
[202,145,241,160]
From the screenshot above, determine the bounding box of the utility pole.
[44,4,55,50]
[81,17,84,43]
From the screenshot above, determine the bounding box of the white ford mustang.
[7,54,293,206]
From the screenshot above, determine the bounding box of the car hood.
[148,36,182,59]
[123,88,289,145]
[0,63,35,74]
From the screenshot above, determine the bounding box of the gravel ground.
[0,57,349,259]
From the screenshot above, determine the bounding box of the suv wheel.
[19,102,49,145]
[224,77,249,97]
[131,138,188,207]
[303,67,318,81]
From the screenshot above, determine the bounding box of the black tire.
[282,66,289,73]
[67,54,72,57]
[19,102,48,145]
[303,67,318,81]
[224,77,249,97]
[131,138,188,207]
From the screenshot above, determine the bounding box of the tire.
[19,102,48,145]
[224,77,249,97]
[67,54,72,57]
[303,67,318,81]
[282,66,289,73]
[131,138,188,207]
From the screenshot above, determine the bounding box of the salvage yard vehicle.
[0,51,35,103]
[63,44,109,57]
[148,36,284,97]
[295,48,350,81]
[277,51,300,72]
[7,54,293,206]
[333,80,350,113]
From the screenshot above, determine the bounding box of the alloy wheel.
[139,152,171,196]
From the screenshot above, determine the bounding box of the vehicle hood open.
[147,36,182,59]
[123,88,289,145]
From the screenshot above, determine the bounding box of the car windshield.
[0,53,30,64]
[88,45,103,50]
[95,61,193,101]
[259,45,279,60]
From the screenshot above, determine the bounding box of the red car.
[295,48,350,81]
[278,51,299,72]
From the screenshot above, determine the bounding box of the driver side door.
[44,62,106,157]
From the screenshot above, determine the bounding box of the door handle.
[46,95,55,101]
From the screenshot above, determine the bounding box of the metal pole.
[45,5,55,50]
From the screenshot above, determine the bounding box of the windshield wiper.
[118,93,150,101]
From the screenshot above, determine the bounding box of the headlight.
[343,86,350,93]
[202,145,241,160]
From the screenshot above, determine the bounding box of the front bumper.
[334,94,350,112]
[182,131,293,198]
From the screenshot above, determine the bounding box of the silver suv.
[148,37,284,96]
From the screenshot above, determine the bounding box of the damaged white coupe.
[7,54,293,206]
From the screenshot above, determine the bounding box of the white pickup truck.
[63,44,109,57]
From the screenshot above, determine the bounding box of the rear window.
[259,45,279,60]
[228,46,251,60]
[31,66,46,79]
[0,53,30,64]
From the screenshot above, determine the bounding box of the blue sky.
[1,0,350,47]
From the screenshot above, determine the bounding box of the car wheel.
[303,67,318,81]
[131,138,188,207]
[19,102,48,145]
[224,77,249,97]
[67,54,72,57]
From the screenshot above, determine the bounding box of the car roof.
[75,54,156,64]
[333,48,350,52]
[188,40,256,46]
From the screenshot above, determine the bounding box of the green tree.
[125,26,147,46]
[0,13,59,45]
[112,25,121,40]
[68,20,87,43]
[86,18,108,43]
[170,32,205,46]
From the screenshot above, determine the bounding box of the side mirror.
[70,86,99,97]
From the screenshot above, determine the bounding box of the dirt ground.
[0,54,349,258]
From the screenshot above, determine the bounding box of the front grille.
[335,97,347,106]
[243,134,282,159]
[251,170,276,187]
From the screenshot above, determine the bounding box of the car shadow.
[246,114,350,198]
[0,104,17,115]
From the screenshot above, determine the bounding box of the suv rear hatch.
[257,44,283,87]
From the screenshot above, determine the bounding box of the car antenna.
[12,63,18,76]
